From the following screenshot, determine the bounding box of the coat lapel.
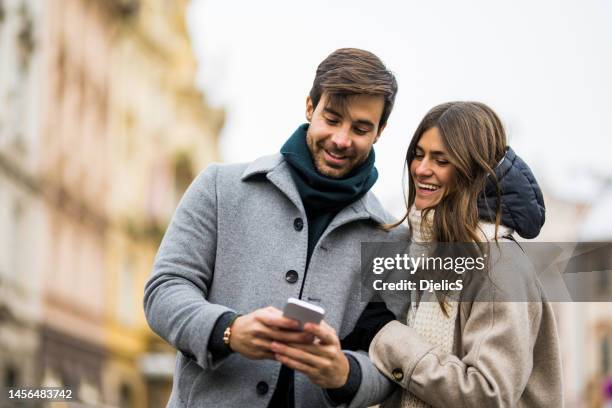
[241,153,390,233]
[321,193,390,243]
[241,153,304,213]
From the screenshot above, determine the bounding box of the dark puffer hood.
[477,146,546,239]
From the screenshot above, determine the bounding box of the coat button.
[285,270,299,284]
[392,368,404,381]
[256,381,268,395]
[293,217,304,231]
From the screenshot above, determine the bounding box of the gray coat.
[144,153,405,408]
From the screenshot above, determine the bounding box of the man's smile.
[323,148,350,167]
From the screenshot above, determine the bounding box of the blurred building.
[539,190,612,408]
[577,185,612,408]
[103,0,223,407]
[0,0,45,390]
[0,0,222,406]
[38,1,117,404]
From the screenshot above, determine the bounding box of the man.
[144,48,402,408]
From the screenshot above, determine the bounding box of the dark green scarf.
[280,123,378,262]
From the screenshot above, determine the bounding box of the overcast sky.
[187,0,612,216]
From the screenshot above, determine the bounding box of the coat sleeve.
[343,350,397,408]
[368,270,556,407]
[321,349,396,408]
[340,302,397,351]
[143,164,234,370]
[322,303,398,407]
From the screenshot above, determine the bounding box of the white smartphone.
[282,298,325,330]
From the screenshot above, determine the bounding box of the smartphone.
[282,298,325,330]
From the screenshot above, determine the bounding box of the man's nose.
[330,126,351,150]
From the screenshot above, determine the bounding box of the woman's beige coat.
[369,243,563,408]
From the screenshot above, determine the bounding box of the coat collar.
[241,153,389,226]
[240,153,285,179]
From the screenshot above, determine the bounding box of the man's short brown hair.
[309,48,398,129]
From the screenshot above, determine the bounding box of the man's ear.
[374,124,386,144]
[305,96,314,122]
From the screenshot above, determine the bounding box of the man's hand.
[270,320,350,389]
[229,306,314,359]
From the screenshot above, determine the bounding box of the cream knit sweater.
[400,207,458,408]
[400,207,511,408]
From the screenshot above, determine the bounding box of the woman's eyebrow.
[415,145,446,156]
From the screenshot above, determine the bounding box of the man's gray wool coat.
[144,153,406,408]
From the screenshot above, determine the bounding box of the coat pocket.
[176,354,202,406]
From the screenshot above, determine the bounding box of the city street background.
[0,0,611,407]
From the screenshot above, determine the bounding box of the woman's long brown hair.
[390,102,508,313]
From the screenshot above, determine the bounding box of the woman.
[369,102,562,407]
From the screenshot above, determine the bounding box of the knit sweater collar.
[409,206,434,243]
[409,205,514,242]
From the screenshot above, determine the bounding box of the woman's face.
[409,127,455,210]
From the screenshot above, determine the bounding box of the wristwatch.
[223,314,242,350]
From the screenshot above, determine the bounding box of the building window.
[147,159,170,223]
[122,111,136,158]
[173,151,194,203]
[55,45,67,100]
[4,365,18,387]
[603,336,610,375]
[595,250,611,296]
[16,3,35,72]
[10,200,24,277]
[0,0,5,25]
[117,255,136,326]
[119,383,134,408]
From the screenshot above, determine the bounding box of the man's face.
[305,93,385,178]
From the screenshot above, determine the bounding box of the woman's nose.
[415,159,433,176]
